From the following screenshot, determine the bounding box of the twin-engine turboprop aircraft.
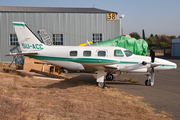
[6,22,177,88]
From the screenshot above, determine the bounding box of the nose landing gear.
[145,79,151,86]
[145,72,154,86]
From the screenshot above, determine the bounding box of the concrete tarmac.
[107,57,180,120]
[65,57,180,120]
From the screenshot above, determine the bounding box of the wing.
[68,57,119,72]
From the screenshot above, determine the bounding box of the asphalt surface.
[107,57,180,120]
[65,56,180,120]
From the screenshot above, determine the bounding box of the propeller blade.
[150,49,155,63]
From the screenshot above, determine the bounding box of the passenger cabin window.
[83,51,91,57]
[98,51,106,57]
[114,50,124,57]
[124,50,133,57]
[70,51,77,56]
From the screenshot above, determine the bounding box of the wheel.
[106,73,114,81]
[60,68,68,73]
[97,82,106,88]
[145,79,151,86]
[50,66,54,72]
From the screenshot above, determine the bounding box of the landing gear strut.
[96,69,106,88]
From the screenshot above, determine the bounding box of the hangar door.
[172,43,180,56]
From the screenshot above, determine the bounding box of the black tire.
[145,79,151,86]
[106,73,114,81]
[50,67,54,72]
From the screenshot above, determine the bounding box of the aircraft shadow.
[28,74,96,89]
[106,81,143,86]
[26,74,143,89]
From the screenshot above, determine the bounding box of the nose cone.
[154,58,177,70]
[159,60,177,70]
[168,62,177,69]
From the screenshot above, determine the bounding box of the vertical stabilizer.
[13,22,44,52]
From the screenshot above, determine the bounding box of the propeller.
[142,49,155,66]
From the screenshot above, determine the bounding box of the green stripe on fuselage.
[159,64,177,67]
[119,61,139,64]
[13,23,25,27]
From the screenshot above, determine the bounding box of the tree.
[158,42,167,49]
[170,35,176,39]
[129,32,141,39]
[147,36,156,44]
[149,34,154,38]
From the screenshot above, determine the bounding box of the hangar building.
[171,38,180,56]
[0,6,120,63]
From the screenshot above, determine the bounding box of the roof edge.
[0,6,118,14]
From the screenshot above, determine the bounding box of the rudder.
[13,22,44,52]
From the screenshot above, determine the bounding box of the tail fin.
[13,22,44,52]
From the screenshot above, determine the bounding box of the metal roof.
[0,6,117,14]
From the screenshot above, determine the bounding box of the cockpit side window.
[124,50,133,57]
[114,50,124,57]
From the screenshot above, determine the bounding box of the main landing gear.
[106,73,114,81]
[96,70,106,88]
[97,82,106,88]
[96,70,114,88]
[96,72,114,88]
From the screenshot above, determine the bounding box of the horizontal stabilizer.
[6,52,38,56]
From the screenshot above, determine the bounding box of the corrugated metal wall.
[172,44,180,56]
[0,12,120,62]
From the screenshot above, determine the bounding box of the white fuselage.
[11,22,177,87]
[27,46,177,73]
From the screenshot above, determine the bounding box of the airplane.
[6,22,177,88]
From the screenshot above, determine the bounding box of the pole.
[119,14,124,36]
[119,18,121,36]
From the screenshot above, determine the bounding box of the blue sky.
[1,0,180,37]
